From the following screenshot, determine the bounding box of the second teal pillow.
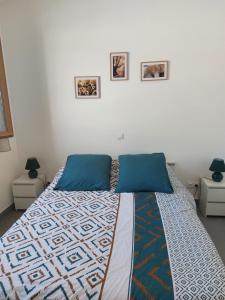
[116,153,173,193]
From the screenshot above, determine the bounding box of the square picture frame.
[110,52,129,81]
[141,61,168,81]
[74,76,101,99]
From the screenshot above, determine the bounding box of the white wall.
[0,22,20,213]
[0,138,19,212]
[0,0,225,188]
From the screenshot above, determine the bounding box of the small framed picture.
[110,52,129,80]
[141,61,168,81]
[74,76,101,99]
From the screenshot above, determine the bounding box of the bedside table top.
[202,177,225,188]
[13,174,45,185]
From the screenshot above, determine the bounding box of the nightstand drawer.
[208,188,225,203]
[12,184,42,197]
[207,203,225,216]
[14,197,36,210]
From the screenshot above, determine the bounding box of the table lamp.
[209,158,225,182]
[25,157,40,179]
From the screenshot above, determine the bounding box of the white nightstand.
[200,177,225,216]
[12,174,45,210]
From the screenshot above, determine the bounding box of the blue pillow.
[54,154,112,191]
[115,153,173,193]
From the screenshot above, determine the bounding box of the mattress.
[0,161,225,299]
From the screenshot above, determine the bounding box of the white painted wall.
[0,23,20,213]
[0,138,19,212]
[0,0,225,191]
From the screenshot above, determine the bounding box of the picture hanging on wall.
[141,61,168,81]
[74,76,101,99]
[110,52,129,80]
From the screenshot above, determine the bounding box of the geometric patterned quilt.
[0,162,120,299]
[1,161,225,299]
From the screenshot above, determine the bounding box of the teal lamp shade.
[25,157,40,179]
[209,158,225,182]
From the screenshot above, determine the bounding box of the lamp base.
[212,171,223,182]
[28,169,38,179]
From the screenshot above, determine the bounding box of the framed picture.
[110,52,129,80]
[141,61,168,81]
[0,39,13,139]
[74,76,101,99]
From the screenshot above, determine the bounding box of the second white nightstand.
[12,174,45,210]
[200,177,225,216]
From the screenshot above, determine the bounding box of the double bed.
[0,161,225,299]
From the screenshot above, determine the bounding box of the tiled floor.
[0,208,224,264]
[0,209,23,236]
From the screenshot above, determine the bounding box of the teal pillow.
[54,154,112,191]
[116,153,173,193]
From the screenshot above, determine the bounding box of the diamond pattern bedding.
[0,161,224,299]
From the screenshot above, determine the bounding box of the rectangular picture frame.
[0,39,13,138]
[141,60,168,81]
[74,76,101,99]
[110,52,129,81]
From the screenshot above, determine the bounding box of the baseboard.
[0,204,14,219]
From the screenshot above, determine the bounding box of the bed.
[0,161,225,299]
